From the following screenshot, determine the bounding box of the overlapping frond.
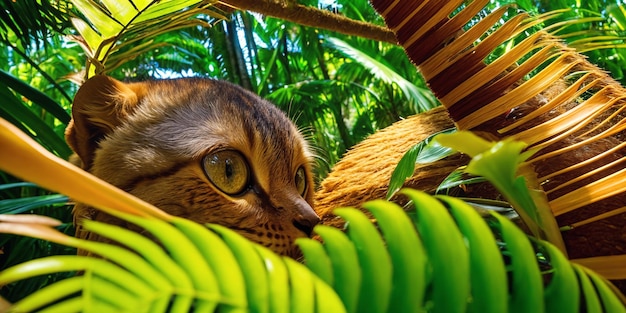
[370,0,626,279]
[0,0,72,49]
[302,190,626,312]
[68,0,226,80]
[1,115,624,311]
[0,213,345,312]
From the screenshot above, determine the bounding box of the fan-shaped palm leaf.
[369,0,626,280]
[0,0,71,49]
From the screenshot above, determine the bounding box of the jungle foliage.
[1,0,626,310]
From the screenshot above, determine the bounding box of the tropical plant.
[514,0,626,85]
[0,1,82,301]
[0,0,233,302]
[1,117,625,312]
[371,0,626,281]
[2,0,626,309]
[389,130,563,249]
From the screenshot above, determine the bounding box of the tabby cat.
[65,75,320,258]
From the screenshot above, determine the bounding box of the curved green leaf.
[297,237,335,286]
[0,70,70,124]
[0,84,71,158]
[9,276,83,313]
[106,211,220,312]
[587,269,626,313]
[437,196,508,313]
[0,255,154,311]
[313,225,361,313]
[334,208,392,313]
[403,189,470,313]
[542,242,579,313]
[490,212,544,313]
[171,218,247,312]
[313,275,348,313]
[0,194,68,214]
[284,258,315,313]
[327,37,439,112]
[209,224,270,313]
[253,245,290,313]
[363,199,426,313]
[82,219,192,312]
[387,128,456,199]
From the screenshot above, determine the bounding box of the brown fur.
[66,75,319,257]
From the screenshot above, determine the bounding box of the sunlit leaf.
[387,128,456,199]
[435,169,487,195]
[434,131,565,253]
[327,37,439,112]
[68,0,223,79]
[71,0,124,38]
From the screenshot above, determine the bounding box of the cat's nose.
[293,211,320,237]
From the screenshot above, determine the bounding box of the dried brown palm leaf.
[368,0,626,281]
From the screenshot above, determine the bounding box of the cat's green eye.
[295,167,307,196]
[202,150,249,195]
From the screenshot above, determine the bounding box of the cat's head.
[66,75,319,257]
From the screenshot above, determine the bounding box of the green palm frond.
[5,190,624,312]
[300,190,626,313]
[327,37,439,113]
[68,0,226,79]
[0,213,345,312]
[0,0,72,49]
[2,109,625,311]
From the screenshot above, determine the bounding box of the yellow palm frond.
[0,118,172,221]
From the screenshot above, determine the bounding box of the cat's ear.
[65,75,147,169]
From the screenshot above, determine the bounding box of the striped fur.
[66,75,319,257]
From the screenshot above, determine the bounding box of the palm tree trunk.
[240,12,260,91]
[225,17,253,91]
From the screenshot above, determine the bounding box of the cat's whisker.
[67,75,319,260]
